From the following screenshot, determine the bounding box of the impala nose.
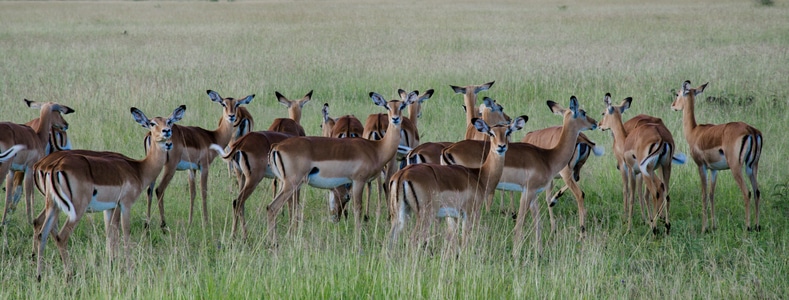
[162,129,172,139]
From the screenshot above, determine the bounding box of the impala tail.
[0,145,25,162]
[672,152,687,165]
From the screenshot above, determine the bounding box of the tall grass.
[1,0,787,298]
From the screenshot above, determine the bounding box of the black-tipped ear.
[24,99,34,108]
[305,90,314,98]
[130,107,150,128]
[207,90,222,103]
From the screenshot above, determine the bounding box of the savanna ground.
[1,0,787,298]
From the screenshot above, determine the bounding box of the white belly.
[306,174,352,189]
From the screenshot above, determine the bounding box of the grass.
[1,0,788,298]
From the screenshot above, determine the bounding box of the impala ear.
[370,92,388,108]
[169,105,186,124]
[474,81,495,94]
[681,81,692,96]
[207,90,222,103]
[238,94,254,106]
[322,103,331,123]
[547,100,565,115]
[620,97,633,113]
[482,97,495,109]
[695,82,708,96]
[275,91,291,107]
[603,93,612,107]
[25,99,39,109]
[508,115,528,134]
[300,90,314,107]
[568,96,580,117]
[450,85,466,94]
[58,105,75,115]
[130,107,151,128]
[419,89,434,103]
[405,90,419,105]
[398,89,408,100]
[471,117,491,134]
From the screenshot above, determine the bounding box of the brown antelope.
[441,96,597,257]
[266,92,414,246]
[32,105,184,281]
[599,94,682,234]
[225,100,254,183]
[144,90,253,231]
[406,142,453,165]
[362,89,433,219]
[1,100,74,225]
[320,103,364,221]
[267,90,312,136]
[671,81,762,232]
[9,113,74,219]
[210,130,294,239]
[389,116,527,250]
[519,127,603,235]
[450,81,495,140]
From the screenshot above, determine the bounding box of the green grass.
[1,0,788,298]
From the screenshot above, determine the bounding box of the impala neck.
[138,143,171,188]
[212,116,235,147]
[464,94,479,125]
[407,103,420,128]
[376,118,403,163]
[289,109,301,124]
[548,116,583,173]
[606,113,628,156]
[34,109,55,148]
[681,95,699,139]
[479,144,506,197]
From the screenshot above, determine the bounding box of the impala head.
[473,115,528,156]
[598,93,632,131]
[450,81,495,97]
[320,103,335,137]
[480,97,510,126]
[275,90,313,123]
[370,91,415,126]
[671,80,708,111]
[25,99,75,130]
[399,88,434,120]
[548,96,598,132]
[131,105,186,151]
[207,90,254,125]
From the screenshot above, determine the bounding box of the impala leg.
[660,163,673,234]
[34,204,57,282]
[747,161,761,231]
[267,180,299,247]
[731,163,754,231]
[200,165,210,227]
[12,171,23,209]
[145,181,154,229]
[512,190,535,260]
[697,166,709,233]
[636,174,649,225]
[560,167,586,236]
[232,172,263,240]
[55,215,80,281]
[187,169,197,226]
[2,170,15,225]
[23,170,35,224]
[351,181,365,247]
[709,170,718,231]
[617,165,630,227]
[155,165,177,230]
[104,209,120,263]
[388,190,405,250]
[120,206,133,271]
[544,180,557,234]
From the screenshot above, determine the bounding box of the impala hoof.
[756,225,762,232]
[665,223,671,235]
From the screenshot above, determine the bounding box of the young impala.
[389,116,526,250]
[266,92,414,246]
[32,105,184,281]
[671,81,762,232]
[144,90,252,231]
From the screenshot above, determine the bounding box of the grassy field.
[1,0,788,298]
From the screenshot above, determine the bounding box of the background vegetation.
[1,0,787,298]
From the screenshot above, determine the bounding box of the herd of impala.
[0,80,763,280]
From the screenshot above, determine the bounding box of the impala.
[599,94,681,234]
[450,81,495,140]
[671,81,762,232]
[225,98,254,182]
[320,103,364,221]
[9,113,74,218]
[267,90,312,136]
[32,105,184,281]
[389,116,526,250]
[144,90,253,230]
[210,130,294,239]
[266,92,414,246]
[0,100,74,225]
[362,89,433,219]
[441,96,597,256]
[519,127,603,235]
